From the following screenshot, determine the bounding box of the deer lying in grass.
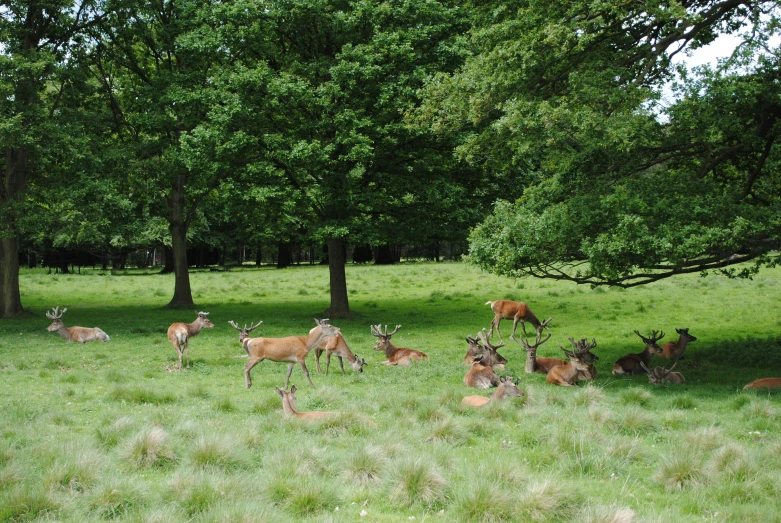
[46,306,110,343]
[167,312,214,370]
[233,318,338,389]
[462,329,507,370]
[659,328,697,360]
[311,329,366,375]
[640,362,685,384]
[462,376,523,407]
[546,342,594,387]
[277,385,377,426]
[464,354,501,388]
[612,330,664,375]
[485,299,550,340]
[743,378,781,390]
[371,325,428,366]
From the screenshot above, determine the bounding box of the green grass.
[2,262,781,521]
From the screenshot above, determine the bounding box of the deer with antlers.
[45,306,110,343]
[167,312,214,370]
[462,376,524,407]
[462,329,508,370]
[231,318,338,389]
[371,325,428,366]
[485,300,548,341]
[311,329,367,375]
[659,328,697,360]
[640,362,685,384]
[545,340,595,387]
[464,354,502,388]
[612,330,665,376]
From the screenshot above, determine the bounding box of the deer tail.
[485,301,494,306]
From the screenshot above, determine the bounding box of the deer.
[371,325,429,366]
[511,317,558,374]
[311,329,367,375]
[464,354,502,388]
[659,328,697,360]
[462,376,523,407]
[235,318,339,389]
[485,299,550,341]
[45,306,110,343]
[612,330,665,376]
[276,385,377,427]
[639,362,685,384]
[462,329,508,370]
[546,343,594,387]
[167,312,214,370]
[743,378,781,390]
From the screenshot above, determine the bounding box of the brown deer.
[311,330,367,375]
[167,312,215,370]
[659,328,697,360]
[276,385,377,426]
[234,318,339,389]
[546,345,593,387]
[511,318,558,374]
[485,300,549,340]
[371,325,429,366]
[462,376,523,407]
[743,378,781,390]
[45,306,110,343]
[464,354,501,388]
[462,329,507,370]
[612,330,665,376]
[639,362,685,384]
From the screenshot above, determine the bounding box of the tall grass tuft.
[577,504,636,523]
[619,387,652,407]
[453,482,514,522]
[387,457,447,507]
[122,427,176,468]
[88,476,147,519]
[0,484,59,522]
[190,434,246,470]
[45,444,105,492]
[573,384,606,406]
[166,471,223,517]
[426,417,470,445]
[342,445,387,485]
[656,447,706,490]
[515,479,579,521]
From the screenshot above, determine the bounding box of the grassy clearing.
[1,262,781,521]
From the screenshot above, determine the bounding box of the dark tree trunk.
[0,237,24,317]
[160,245,174,274]
[255,242,262,266]
[167,177,194,308]
[277,241,292,268]
[326,238,350,318]
[375,243,395,265]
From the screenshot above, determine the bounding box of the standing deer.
[612,330,665,376]
[639,362,685,384]
[236,318,339,389]
[659,328,697,360]
[462,376,523,407]
[371,325,428,366]
[276,385,377,426]
[462,329,507,370]
[311,330,367,375]
[45,306,110,343]
[167,312,215,370]
[464,354,501,388]
[546,344,593,387]
[485,300,549,340]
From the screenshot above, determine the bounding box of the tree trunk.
[0,237,24,317]
[167,177,194,308]
[326,238,350,318]
[375,243,395,265]
[255,242,262,266]
[160,245,174,274]
[277,241,292,268]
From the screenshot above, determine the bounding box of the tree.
[0,0,105,317]
[419,0,781,286]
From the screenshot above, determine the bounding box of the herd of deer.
[43,299,780,421]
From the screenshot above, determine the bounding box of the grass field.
[1,262,780,522]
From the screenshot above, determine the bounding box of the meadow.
[1,262,780,522]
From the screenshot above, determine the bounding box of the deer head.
[634,329,665,355]
[46,306,67,331]
[195,312,215,330]
[228,320,263,342]
[371,324,401,352]
[640,361,678,384]
[567,336,599,363]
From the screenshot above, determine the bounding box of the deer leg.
[244,357,263,388]
[491,317,503,340]
[315,348,323,374]
[284,362,296,389]
[299,359,315,388]
[184,341,190,369]
[174,343,183,370]
[326,351,331,375]
[338,355,345,375]
[515,319,529,340]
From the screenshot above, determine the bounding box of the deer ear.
[290,385,297,394]
[276,388,284,397]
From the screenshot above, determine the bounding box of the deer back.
[660,328,697,359]
[69,326,110,343]
[743,378,781,390]
[613,330,664,375]
[277,385,336,420]
[464,357,500,388]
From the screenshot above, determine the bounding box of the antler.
[479,328,505,350]
[662,362,678,376]
[639,361,653,375]
[46,306,67,320]
[634,329,665,345]
[384,325,401,336]
[228,320,263,333]
[197,311,210,317]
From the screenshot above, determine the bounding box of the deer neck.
[305,327,330,353]
[187,320,205,336]
[383,342,399,359]
[640,347,657,364]
[490,383,510,402]
[56,324,71,339]
[524,347,537,374]
[280,394,300,416]
[559,361,581,381]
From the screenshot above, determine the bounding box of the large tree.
[419,0,781,286]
